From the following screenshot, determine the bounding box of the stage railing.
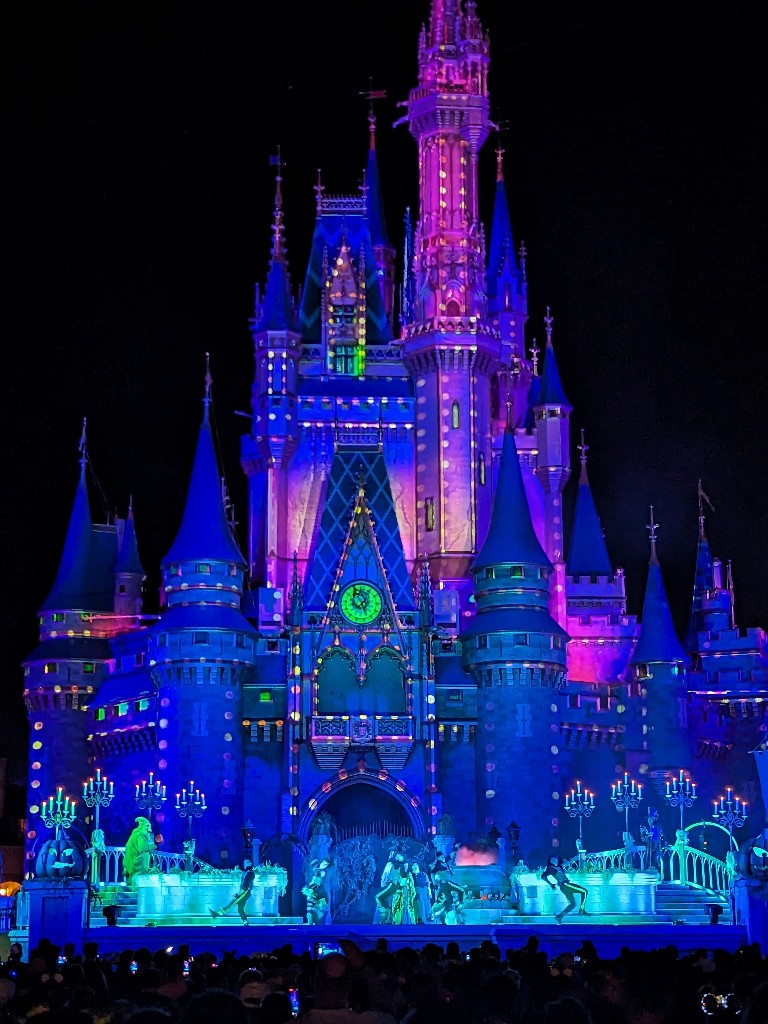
[97,847,193,886]
[574,838,731,898]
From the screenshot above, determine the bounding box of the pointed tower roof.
[40,420,115,612]
[115,499,144,575]
[684,480,715,650]
[535,308,572,409]
[567,430,612,576]
[485,143,521,300]
[365,110,392,249]
[162,359,246,568]
[474,427,551,572]
[631,506,687,665]
[253,152,298,333]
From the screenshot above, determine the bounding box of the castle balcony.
[308,714,413,771]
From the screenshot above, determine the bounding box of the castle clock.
[340,582,382,625]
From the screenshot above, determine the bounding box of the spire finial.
[204,352,213,424]
[314,169,325,213]
[727,558,735,627]
[519,241,527,281]
[359,81,387,148]
[505,399,514,431]
[128,494,134,518]
[544,305,554,346]
[268,148,287,262]
[647,505,659,565]
[78,417,88,482]
[697,479,715,541]
[495,142,504,182]
[577,427,589,482]
[530,338,540,376]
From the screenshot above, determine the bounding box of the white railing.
[572,837,732,898]
[95,847,198,887]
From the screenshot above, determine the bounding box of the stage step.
[654,883,732,926]
[131,914,305,927]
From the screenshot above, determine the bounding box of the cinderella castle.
[21,0,768,922]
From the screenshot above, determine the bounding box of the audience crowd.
[1,933,767,1024]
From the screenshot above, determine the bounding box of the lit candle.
[83,782,88,798]
[631,780,636,795]
[692,783,696,796]
[176,793,180,808]
[576,780,581,795]
[162,785,167,798]
[590,793,594,807]
[743,802,748,815]
[110,780,114,795]
[612,784,616,798]
[201,793,206,809]
[565,794,570,809]
[42,800,47,816]
[638,784,642,798]
[666,781,670,796]
[713,801,718,817]
[142,780,147,795]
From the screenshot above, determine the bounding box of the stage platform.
[73,920,749,962]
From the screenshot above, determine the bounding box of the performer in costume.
[209,859,255,924]
[390,859,418,924]
[640,806,663,873]
[431,865,466,924]
[124,817,156,889]
[411,862,433,923]
[301,858,331,924]
[374,849,403,923]
[541,855,589,923]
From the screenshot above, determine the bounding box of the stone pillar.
[23,880,89,954]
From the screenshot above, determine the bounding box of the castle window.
[135,653,144,666]
[194,632,209,645]
[259,691,273,703]
[228,565,237,577]
[447,689,464,704]
[598,696,611,711]
[568,694,581,709]
[156,634,167,648]
[44,663,57,674]
[118,584,126,594]
[551,636,564,650]
[478,453,486,484]
[477,635,488,649]
[196,563,211,575]
[333,345,357,375]
[95,709,106,722]
[117,702,129,717]
[510,566,524,578]
[53,613,65,623]
[512,634,528,646]
[137,699,150,711]
[266,638,280,653]
[425,498,435,531]
[485,568,495,579]
[451,402,460,429]
[82,662,95,674]
[539,568,549,579]
[235,633,247,648]
[635,664,651,680]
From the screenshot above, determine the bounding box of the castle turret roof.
[473,428,551,572]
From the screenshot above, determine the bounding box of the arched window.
[425,498,435,531]
[478,453,486,485]
[451,401,460,429]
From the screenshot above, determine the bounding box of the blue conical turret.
[163,364,245,570]
[684,480,716,652]
[631,507,687,666]
[474,427,551,574]
[40,420,115,612]
[567,430,612,577]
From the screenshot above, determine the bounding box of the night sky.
[4,0,767,774]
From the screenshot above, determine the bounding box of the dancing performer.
[541,855,589,923]
[209,859,255,924]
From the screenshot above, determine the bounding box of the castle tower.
[365,109,397,325]
[402,0,501,602]
[114,499,145,618]
[241,158,301,591]
[486,144,531,433]
[533,310,572,629]
[630,507,690,792]
[461,425,568,867]
[150,363,257,864]
[565,430,638,686]
[22,424,131,875]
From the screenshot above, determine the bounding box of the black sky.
[3,0,767,772]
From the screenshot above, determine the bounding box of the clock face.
[340,582,383,625]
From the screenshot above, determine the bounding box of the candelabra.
[82,768,114,834]
[713,787,747,849]
[611,772,643,835]
[666,769,697,832]
[41,787,77,837]
[82,769,114,885]
[175,781,207,839]
[564,781,595,841]
[135,771,168,821]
